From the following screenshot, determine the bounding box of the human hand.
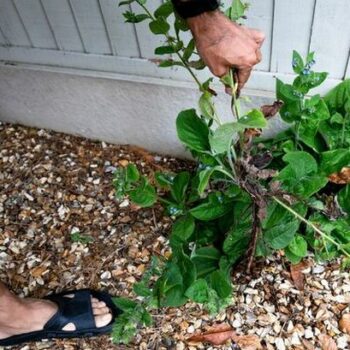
[187,11,265,93]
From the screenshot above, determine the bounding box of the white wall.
[0,0,349,155]
[0,64,282,157]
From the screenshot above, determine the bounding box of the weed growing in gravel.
[113,0,350,344]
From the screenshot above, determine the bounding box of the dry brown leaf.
[290,260,309,290]
[328,167,350,184]
[302,339,315,350]
[244,128,262,139]
[118,159,129,167]
[260,101,283,119]
[119,215,131,223]
[30,265,47,278]
[319,334,338,350]
[339,313,350,334]
[233,334,262,350]
[187,324,236,346]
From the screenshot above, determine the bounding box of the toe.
[96,301,106,308]
[95,313,112,328]
[93,306,110,316]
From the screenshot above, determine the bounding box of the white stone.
[304,327,313,339]
[275,337,286,350]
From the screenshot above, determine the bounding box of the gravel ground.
[1,122,350,350]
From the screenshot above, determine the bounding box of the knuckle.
[212,66,227,77]
[257,31,266,42]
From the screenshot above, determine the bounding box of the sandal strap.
[44,290,95,331]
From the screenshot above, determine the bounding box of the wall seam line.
[38,0,59,50]
[97,0,115,55]
[307,0,317,54]
[11,0,34,48]
[268,0,276,72]
[67,0,87,53]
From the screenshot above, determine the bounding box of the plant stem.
[137,2,203,90]
[272,196,350,258]
[341,113,348,147]
[174,51,203,90]
[247,202,260,273]
[294,121,301,149]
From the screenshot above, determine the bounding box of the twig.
[247,202,260,273]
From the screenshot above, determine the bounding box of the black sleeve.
[171,0,219,19]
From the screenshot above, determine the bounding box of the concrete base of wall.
[0,64,285,157]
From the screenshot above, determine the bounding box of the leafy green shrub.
[112,0,350,344]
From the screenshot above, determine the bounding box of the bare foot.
[0,294,112,340]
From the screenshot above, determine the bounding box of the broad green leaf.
[174,16,189,33]
[113,297,137,312]
[149,18,170,35]
[123,11,149,23]
[279,100,303,122]
[293,72,328,94]
[338,185,350,214]
[206,288,231,315]
[297,119,325,153]
[176,109,210,152]
[119,0,134,6]
[188,59,206,70]
[176,250,197,289]
[223,222,251,263]
[183,38,195,61]
[264,219,300,249]
[155,172,174,187]
[303,98,330,121]
[185,279,209,303]
[171,214,195,241]
[320,149,350,175]
[126,163,139,183]
[293,175,328,198]
[319,118,350,149]
[287,234,308,257]
[239,109,267,128]
[330,112,344,125]
[324,79,350,116]
[278,150,328,197]
[190,193,233,221]
[276,78,302,102]
[229,0,247,21]
[171,171,190,203]
[277,151,328,198]
[220,72,234,88]
[292,50,304,74]
[209,270,232,299]
[133,282,152,297]
[199,91,215,119]
[158,59,184,68]
[141,311,153,326]
[210,122,244,154]
[161,285,186,307]
[278,151,317,180]
[129,177,157,207]
[154,45,176,55]
[191,246,221,278]
[197,166,224,195]
[154,1,173,18]
[285,248,303,264]
[156,262,186,307]
[263,202,306,249]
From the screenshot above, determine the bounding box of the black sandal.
[0,289,121,347]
